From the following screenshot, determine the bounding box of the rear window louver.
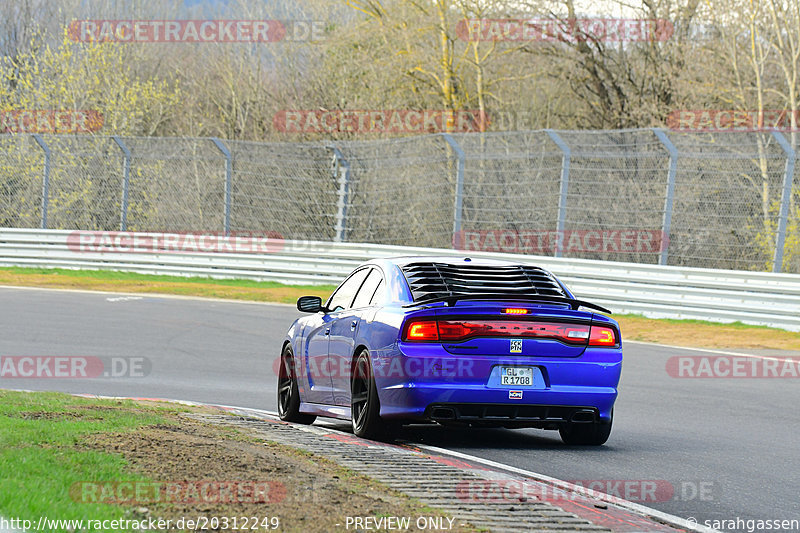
[401,262,568,303]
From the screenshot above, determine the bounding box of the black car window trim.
[326,267,371,312]
[352,269,385,310]
[368,278,385,306]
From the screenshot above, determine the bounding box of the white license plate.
[500,366,534,386]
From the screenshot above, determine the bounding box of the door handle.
[350,320,358,330]
[324,328,330,335]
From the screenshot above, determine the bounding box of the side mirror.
[297,295,324,313]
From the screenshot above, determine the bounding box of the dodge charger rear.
[280,257,622,445]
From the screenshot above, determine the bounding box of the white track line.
[2,287,775,533]
[0,284,296,307]
[625,339,799,361]
[242,408,721,532]
[2,284,796,356]
[2,388,720,532]
[407,442,719,533]
[3,284,795,356]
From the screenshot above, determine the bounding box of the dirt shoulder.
[81,410,474,533]
[0,391,472,533]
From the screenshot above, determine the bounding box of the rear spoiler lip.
[402,294,612,315]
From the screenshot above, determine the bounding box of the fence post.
[652,128,678,266]
[771,131,795,273]
[112,136,131,231]
[441,134,465,249]
[329,147,350,243]
[31,134,50,229]
[211,137,232,236]
[546,130,570,257]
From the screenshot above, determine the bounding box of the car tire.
[351,350,391,440]
[559,409,613,445]
[277,346,316,425]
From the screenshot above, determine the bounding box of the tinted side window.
[352,269,383,309]
[326,268,370,312]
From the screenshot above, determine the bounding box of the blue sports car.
[278,256,622,445]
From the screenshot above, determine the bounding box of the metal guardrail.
[1,228,798,331]
[4,130,800,274]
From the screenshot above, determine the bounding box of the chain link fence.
[1,129,798,273]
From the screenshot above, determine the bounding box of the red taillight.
[589,325,617,347]
[404,320,439,341]
[403,318,593,344]
[441,321,591,344]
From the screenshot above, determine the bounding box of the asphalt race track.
[2,287,798,531]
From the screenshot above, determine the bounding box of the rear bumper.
[374,344,621,422]
[379,385,617,424]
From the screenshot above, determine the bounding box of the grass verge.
[0,390,173,529]
[616,314,800,351]
[0,390,472,532]
[0,267,335,304]
[1,267,798,352]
